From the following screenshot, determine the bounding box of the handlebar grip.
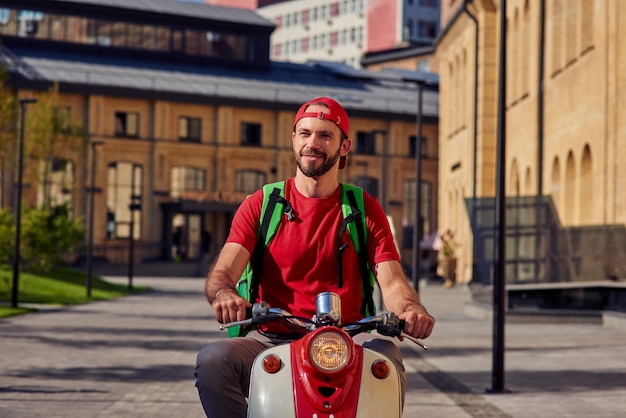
[245,306,252,319]
[398,319,406,331]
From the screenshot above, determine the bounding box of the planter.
[437,255,457,288]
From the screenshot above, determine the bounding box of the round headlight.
[309,331,350,372]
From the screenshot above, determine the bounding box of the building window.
[171,166,206,198]
[418,20,437,38]
[351,176,378,199]
[241,122,262,146]
[37,158,74,211]
[409,135,429,158]
[115,111,139,137]
[356,131,376,155]
[403,179,432,247]
[107,162,143,240]
[235,170,266,193]
[178,116,201,142]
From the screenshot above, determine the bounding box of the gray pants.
[194,331,406,418]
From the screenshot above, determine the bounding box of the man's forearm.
[205,270,238,304]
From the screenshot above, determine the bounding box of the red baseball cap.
[293,97,350,169]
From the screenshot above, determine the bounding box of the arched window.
[550,157,561,216]
[235,170,266,193]
[579,145,592,223]
[171,166,207,198]
[564,151,576,225]
[107,161,143,240]
[524,167,533,195]
[510,159,520,196]
[37,158,74,211]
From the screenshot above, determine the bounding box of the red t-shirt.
[227,178,400,323]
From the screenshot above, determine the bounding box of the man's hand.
[212,289,252,324]
[398,306,435,340]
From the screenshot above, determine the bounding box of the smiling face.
[292,104,351,179]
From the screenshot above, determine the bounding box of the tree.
[0,66,18,197]
[25,82,87,207]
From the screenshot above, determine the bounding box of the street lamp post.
[128,193,142,291]
[11,98,36,308]
[86,141,104,298]
[411,82,424,292]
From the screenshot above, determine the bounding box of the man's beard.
[295,146,341,178]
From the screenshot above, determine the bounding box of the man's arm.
[375,260,435,340]
[205,242,252,324]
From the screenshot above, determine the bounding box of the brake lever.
[397,319,428,350]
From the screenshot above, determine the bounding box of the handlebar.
[219,302,428,351]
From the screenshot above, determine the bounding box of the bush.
[0,205,84,274]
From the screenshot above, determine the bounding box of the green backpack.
[229,181,377,337]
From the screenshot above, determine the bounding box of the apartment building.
[0,0,439,271]
[206,0,440,69]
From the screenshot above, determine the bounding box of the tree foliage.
[0,66,18,164]
[0,205,84,274]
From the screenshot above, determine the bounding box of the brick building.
[0,0,439,272]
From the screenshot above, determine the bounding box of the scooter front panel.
[355,348,402,418]
[248,344,295,418]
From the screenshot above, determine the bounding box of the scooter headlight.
[309,331,350,372]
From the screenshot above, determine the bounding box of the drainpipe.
[538,0,545,196]
[535,0,545,281]
[463,0,479,283]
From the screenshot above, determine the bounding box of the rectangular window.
[409,135,429,158]
[178,117,202,142]
[356,131,376,155]
[403,180,432,247]
[418,20,437,38]
[115,112,139,137]
[235,170,266,193]
[331,31,338,47]
[241,122,262,146]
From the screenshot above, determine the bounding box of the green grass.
[0,265,149,318]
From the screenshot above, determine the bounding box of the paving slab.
[1,276,625,417]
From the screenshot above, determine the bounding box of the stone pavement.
[1,276,625,417]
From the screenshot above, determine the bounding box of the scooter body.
[222,292,426,418]
[248,329,402,418]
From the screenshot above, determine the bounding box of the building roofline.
[1,0,275,31]
[361,43,435,66]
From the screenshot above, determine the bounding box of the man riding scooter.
[195,97,435,418]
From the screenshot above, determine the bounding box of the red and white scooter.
[221,292,427,418]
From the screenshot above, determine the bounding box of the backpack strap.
[339,184,377,317]
[250,181,294,302]
[230,181,293,337]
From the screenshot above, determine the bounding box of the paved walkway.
[1,276,625,417]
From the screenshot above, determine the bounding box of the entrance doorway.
[171,213,202,260]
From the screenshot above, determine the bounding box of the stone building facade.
[436,0,626,286]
